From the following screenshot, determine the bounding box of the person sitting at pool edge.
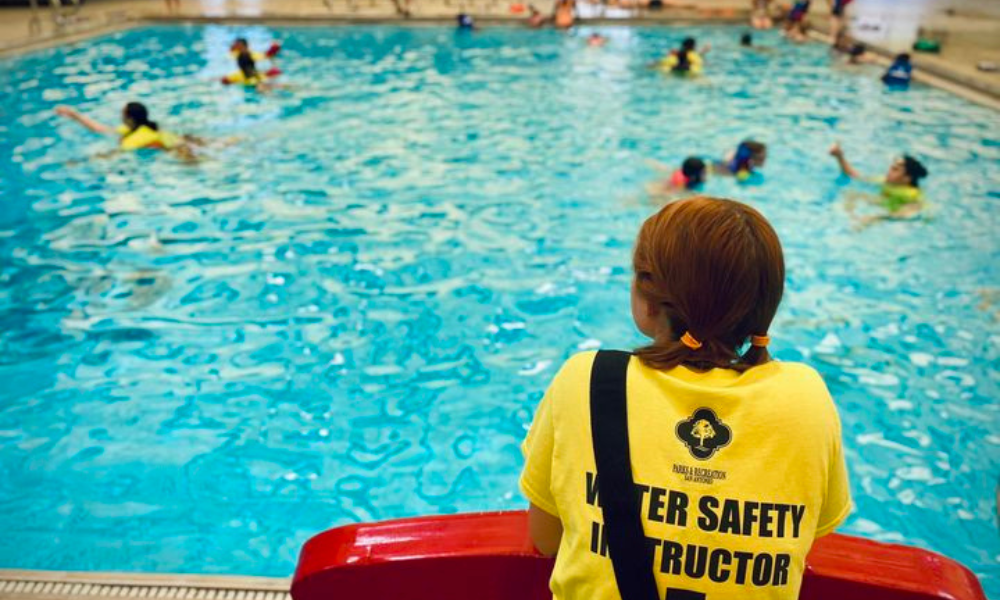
[829,142,929,223]
[784,0,810,42]
[521,196,851,600]
[527,5,547,27]
[714,140,767,180]
[554,0,575,29]
[457,13,476,30]
[751,0,773,29]
[882,53,913,88]
[55,102,182,152]
[658,37,707,75]
[827,0,853,48]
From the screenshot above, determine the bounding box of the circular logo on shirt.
[676,407,732,460]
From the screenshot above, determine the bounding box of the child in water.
[229,37,281,61]
[527,5,547,27]
[714,140,767,180]
[54,101,200,160]
[223,51,284,90]
[521,196,851,599]
[829,142,929,226]
[647,157,706,198]
[882,53,913,87]
[657,37,708,75]
[587,33,608,47]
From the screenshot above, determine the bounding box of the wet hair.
[237,50,258,78]
[849,43,865,57]
[895,53,911,64]
[234,37,248,47]
[633,197,785,371]
[457,13,474,28]
[740,33,752,47]
[123,102,157,131]
[681,157,706,187]
[902,155,928,187]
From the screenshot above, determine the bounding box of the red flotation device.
[292,511,987,600]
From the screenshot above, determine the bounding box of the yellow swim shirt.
[521,351,851,600]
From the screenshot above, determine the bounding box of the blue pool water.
[1,24,998,591]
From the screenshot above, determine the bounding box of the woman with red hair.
[521,197,851,600]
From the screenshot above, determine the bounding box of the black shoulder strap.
[590,350,659,600]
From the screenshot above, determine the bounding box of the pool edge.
[2,14,997,111]
[0,569,290,599]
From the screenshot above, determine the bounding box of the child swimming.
[54,102,200,159]
[882,53,913,88]
[222,50,284,89]
[829,142,929,226]
[714,140,767,180]
[646,157,707,199]
[587,33,608,47]
[657,37,707,75]
[521,196,851,599]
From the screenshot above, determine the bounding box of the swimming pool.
[0,23,997,592]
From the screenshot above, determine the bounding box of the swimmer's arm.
[54,105,115,135]
[528,503,562,557]
[828,143,862,179]
[645,158,673,172]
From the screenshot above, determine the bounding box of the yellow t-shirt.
[520,352,851,600]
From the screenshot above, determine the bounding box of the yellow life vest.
[117,125,179,150]
[880,184,922,211]
[660,51,703,75]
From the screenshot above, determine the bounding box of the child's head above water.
[887,155,928,187]
[681,157,706,187]
[632,197,784,371]
[122,102,157,131]
[681,37,697,51]
[740,32,752,47]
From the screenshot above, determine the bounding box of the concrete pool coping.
[0,569,290,600]
[1,11,998,111]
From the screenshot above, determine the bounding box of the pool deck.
[1,0,998,107]
[0,569,290,600]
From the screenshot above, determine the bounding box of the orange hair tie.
[750,334,770,347]
[680,331,703,350]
